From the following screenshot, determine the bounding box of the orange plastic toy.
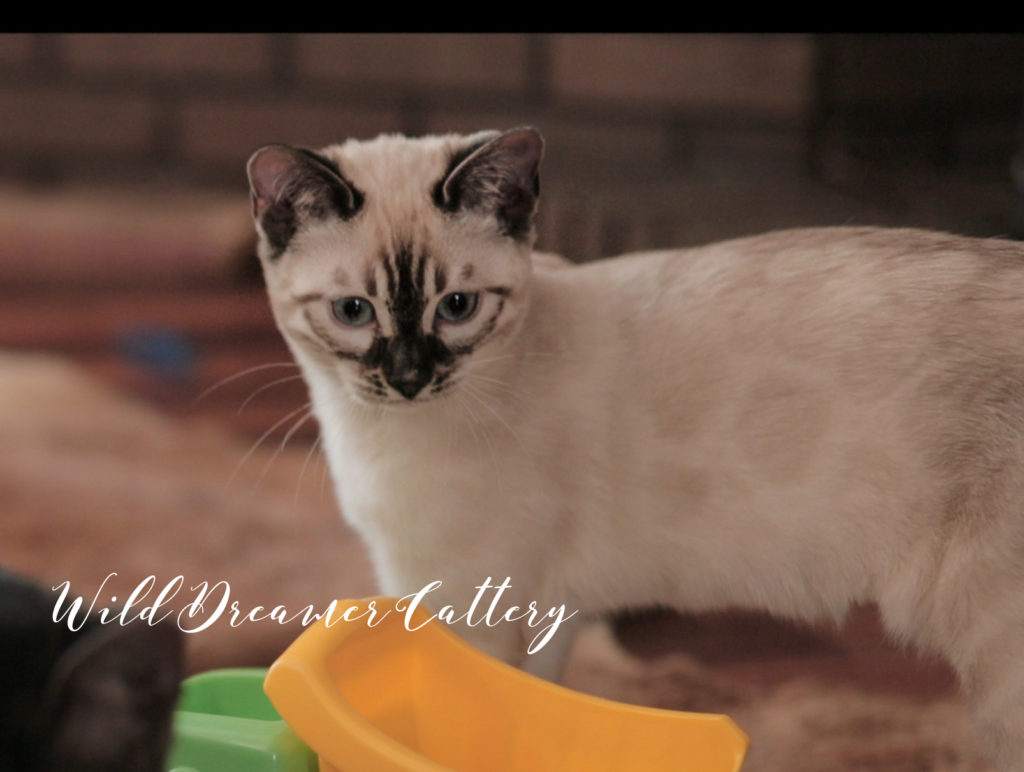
[264,597,748,772]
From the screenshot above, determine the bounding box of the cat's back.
[555,226,1024,304]
[523,226,1024,491]
[533,226,1024,359]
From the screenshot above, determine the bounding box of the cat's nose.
[389,373,429,400]
[384,338,431,399]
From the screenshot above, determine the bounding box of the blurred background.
[1,34,1022,766]
[2,34,1023,426]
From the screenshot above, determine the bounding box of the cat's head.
[247,128,543,404]
[0,571,183,772]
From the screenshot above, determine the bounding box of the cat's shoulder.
[530,251,573,271]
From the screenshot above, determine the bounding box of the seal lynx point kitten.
[0,570,182,772]
[248,127,1024,769]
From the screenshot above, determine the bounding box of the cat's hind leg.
[877,506,1024,769]
[519,622,577,683]
[952,598,1024,771]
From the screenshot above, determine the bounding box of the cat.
[247,126,1024,770]
[0,569,183,772]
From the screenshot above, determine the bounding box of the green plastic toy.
[165,668,316,772]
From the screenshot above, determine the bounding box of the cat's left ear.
[436,127,544,243]
[247,144,363,259]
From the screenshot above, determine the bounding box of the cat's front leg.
[907,571,1024,770]
[964,665,1024,771]
[450,614,575,683]
[518,624,576,683]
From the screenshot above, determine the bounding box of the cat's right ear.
[436,127,544,243]
[246,145,364,259]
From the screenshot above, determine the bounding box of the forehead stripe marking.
[415,253,427,295]
[383,255,397,297]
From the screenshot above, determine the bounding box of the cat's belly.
[553,385,929,625]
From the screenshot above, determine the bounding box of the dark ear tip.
[247,143,284,163]
[510,125,543,140]
[503,127,544,155]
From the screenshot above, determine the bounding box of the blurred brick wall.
[0,34,1021,424]
[0,34,1020,257]
[0,34,812,188]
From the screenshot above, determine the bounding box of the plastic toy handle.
[265,598,449,772]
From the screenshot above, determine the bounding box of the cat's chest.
[318,403,523,534]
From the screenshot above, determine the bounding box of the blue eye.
[436,292,479,322]
[331,297,375,327]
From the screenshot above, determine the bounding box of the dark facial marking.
[415,253,427,301]
[450,297,504,356]
[365,269,377,298]
[302,308,366,361]
[360,333,455,401]
[388,248,427,337]
[434,265,448,295]
[428,367,459,396]
[303,309,335,346]
[383,337,433,399]
[460,264,474,281]
[382,257,397,298]
[351,247,458,400]
[361,337,389,370]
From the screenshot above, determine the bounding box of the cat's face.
[0,571,183,772]
[247,128,543,405]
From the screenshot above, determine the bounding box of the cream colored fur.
[253,131,1024,770]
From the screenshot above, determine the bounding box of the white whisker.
[463,371,528,403]
[192,361,299,407]
[238,374,307,414]
[225,402,311,490]
[458,383,507,497]
[294,432,324,507]
[257,406,315,487]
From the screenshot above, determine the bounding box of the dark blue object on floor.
[118,325,199,381]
